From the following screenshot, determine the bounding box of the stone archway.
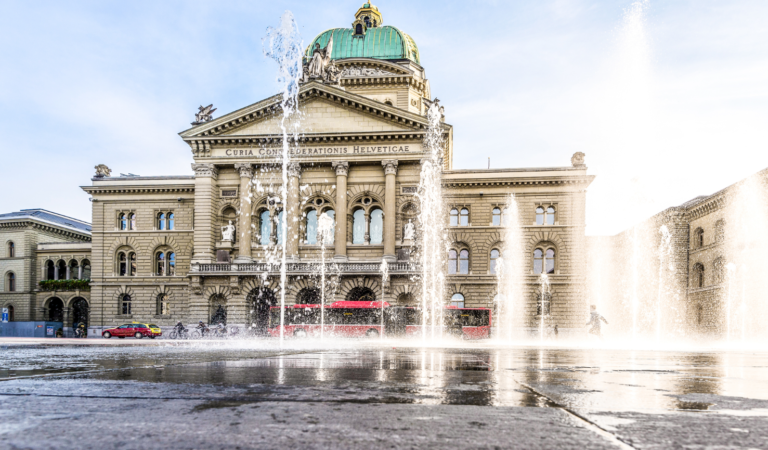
[47,297,64,322]
[247,287,277,335]
[71,297,89,330]
[346,286,375,302]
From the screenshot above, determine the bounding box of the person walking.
[586,305,608,338]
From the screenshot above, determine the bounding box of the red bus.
[268,301,491,339]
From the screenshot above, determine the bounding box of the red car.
[102,323,162,339]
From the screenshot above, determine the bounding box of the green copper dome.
[306,25,420,65]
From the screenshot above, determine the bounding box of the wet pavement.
[1,340,767,449]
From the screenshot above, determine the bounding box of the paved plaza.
[1,339,767,449]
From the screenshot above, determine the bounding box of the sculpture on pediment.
[192,104,217,126]
[302,37,341,86]
[571,152,586,167]
[221,220,236,242]
[94,164,111,178]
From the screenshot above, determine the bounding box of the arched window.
[536,207,545,225]
[121,294,132,315]
[305,209,318,244]
[7,241,14,257]
[46,260,55,280]
[460,208,469,226]
[81,260,91,280]
[355,24,363,35]
[353,209,366,244]
[451,293,465,308]
[69,260,79,280]
[713,258,725,284]
[118,253,127,276]
[260,210,271,245]
[158,213,166,230]
[546,206,556,225]
[157,294,169,315]
[347,286,375,301]
[492,208,501,226]
[119,213,127,230]
[156,252,165,276]
[370,208,383,244]
[694,228,704,249]
[168,252,175,276]
[490,249,501,274]
[168,213,175,230]
[715,220,725,243]
[57,260,66,280]
[693,263,705,288]
[7,273,15,292]
[459,249,469,274]
[533,248,555,274]
[450,209,459,226]
[129,213,136,230]
[448,249,458,274]
[276,210,285,245]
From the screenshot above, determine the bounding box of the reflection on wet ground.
[2,344,768,413]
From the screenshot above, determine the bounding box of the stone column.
[234,163,254,263]
[364,211,371,244]
[332,161,349,261]
[54,265,59,280]
[65,265,71,280]
[78,265,82,279]
[191,163,219,264]
[382,160,398,261]
[286,163,302,260]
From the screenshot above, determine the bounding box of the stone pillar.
[286,163,302,260]
[78,265,82,279]
[191,163,219,264]
[234,163,254,263]
[65,265,71,280]
[382,160,398,261]
[54,265,59,280]
[364,211,371,244]
[332,161,349,261]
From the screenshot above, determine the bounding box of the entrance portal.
[247,287,276,335]
[47,298,63,322]
[71,297,89,330]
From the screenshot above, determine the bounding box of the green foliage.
[39,279,90,291]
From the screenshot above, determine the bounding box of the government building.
[1,3,594,337]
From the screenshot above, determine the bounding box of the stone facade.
[6,4,595,337]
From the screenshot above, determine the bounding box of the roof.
[0,209,92,234]
[306,26,420,65]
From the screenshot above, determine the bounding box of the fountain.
[317,211,334,341]
[263,11,304,344]
[494,195,523,343]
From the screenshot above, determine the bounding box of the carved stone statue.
[308,36,333,79]
[94,164,111,178]
[192,104,217,125]
[403,220,415,241]
[422,97,445,118]
[325,60,341,84]
[571,152,586,167]
[221,220,235,242]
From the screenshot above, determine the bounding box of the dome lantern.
[352,2,383,36]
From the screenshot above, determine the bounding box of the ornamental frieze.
[213,143,423,158]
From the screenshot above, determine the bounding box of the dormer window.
[364,16,371,27]
[355,24,363,35]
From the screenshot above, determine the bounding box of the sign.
[214,143,423,159]
[1,308,7,323]
[46,326,54,336]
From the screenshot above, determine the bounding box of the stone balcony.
[191,261,421,276]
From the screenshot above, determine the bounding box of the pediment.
[180,81,429,139]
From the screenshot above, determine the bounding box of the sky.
[1,0,766,235]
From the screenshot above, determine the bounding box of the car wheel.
[135,332,143,339]
[103,331,111,339]
[366,329,379,338]
[293,329,307,338]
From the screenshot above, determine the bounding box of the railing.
[192,261,421,275]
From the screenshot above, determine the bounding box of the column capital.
[234,163,253,178]
[191,163,219,180]
[287,162,302,178]
[382,159,398,175]
[332,161,349,176]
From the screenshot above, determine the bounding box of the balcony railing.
[192,261,421,275]
[39,279,91,291]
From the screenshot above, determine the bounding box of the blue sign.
[1,308,7,323]
[46,326,54,336]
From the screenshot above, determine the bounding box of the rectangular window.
[122,301,131,315]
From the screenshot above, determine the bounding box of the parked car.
[102,323,162,339]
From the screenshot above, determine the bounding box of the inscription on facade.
[216,144,422,158]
